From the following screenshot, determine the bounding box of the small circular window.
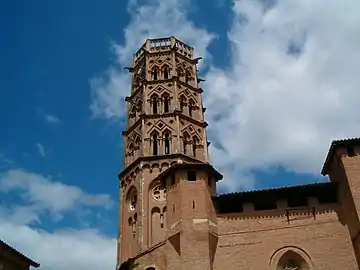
[127,188,137,211]
[152,184,166,201]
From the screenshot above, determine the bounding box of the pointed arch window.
[189,99,195,117]
[163,95,170,113]
[183,133,190,155]
[185,71,190,84]
[192,136,198,158]
[151,95,158,114]
[163,66,169,80]
[164,133,170,154]
[179,95,186,112]
[277,250,309,270]
[153,68,158,80]
[152,134,158,156]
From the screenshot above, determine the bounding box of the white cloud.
[204,0,360,191]
[36,143,46,157]
[91,0,360,192]
[0,169,114,223]
[0,169,116,270]
[0,224,116,270]
[90,0,215,120]
[44,114,61,124]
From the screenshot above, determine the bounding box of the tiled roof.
[215,181,334,198]
[321,137,360,176]
[0,239,40,268]
[156,162,223,182]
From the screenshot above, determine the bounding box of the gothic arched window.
[277,250,309,270]
[163,66,169,80]
[188,99,195,117]
[163,95,170,113]
[151,95,158,114]
[179,95,186,112]
[164,133,170,154]
[192,136,199,158]
[183,132,190,155]
[185,71,190,84]
[152,134,158,156]
[153,68,158,80]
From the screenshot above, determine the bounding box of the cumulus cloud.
[0,224,116,270]
[91,0,360,192]
[0,169,116,270]
[90,0,215,120]
[204,0,360,191]
[0,169,114,221]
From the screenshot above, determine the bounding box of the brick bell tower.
[117,37,218,266]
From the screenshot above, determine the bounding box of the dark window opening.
[287,196,308,208]
[189,106,193,117]
[347,147,356,157]
[185,73,189,83]
[152,98,158,114]
[152,134,158,155]
[216,198,243,213]
[318,192,338,204]
[180,102,185,112]
[164,134,170,154]
[164,98,170,113]
[187,171,196,181]
[254,201,277,211]
[192,201,195,209]
[172,205,175,213]
[164,68,169,79]
[153,69,158,80]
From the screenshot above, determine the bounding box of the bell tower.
[117,37,211,265]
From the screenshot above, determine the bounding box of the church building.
[117,36,360,270]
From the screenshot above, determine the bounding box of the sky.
[1,0,360,269]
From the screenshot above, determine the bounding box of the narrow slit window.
[164,97,170,113]
[152,98,158,114]
[153,69,158,80]
[164,134,170,154]
[164,67,169,79]
[152,134,158,156]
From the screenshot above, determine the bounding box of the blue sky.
[1,0,360,269]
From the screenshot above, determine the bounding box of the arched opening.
[183,132,190,155]
[179,95,186,112]
[188,99,195,118]
[177,67,183,78]
[163,95,170,113]
[185,71,191,84]
[192,136,198,158]
[164,133,170,154]
[163,66,169,80]
[152,134,158,156]
[153,67,158,80]
[136,100,142,114]
[277,250,310,270]
[145,267,156,270]
[151,95,158,114]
